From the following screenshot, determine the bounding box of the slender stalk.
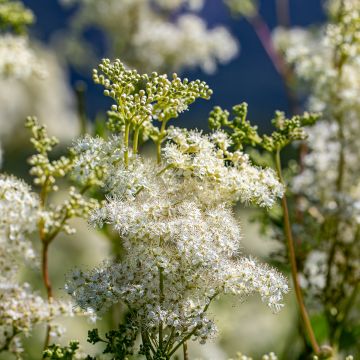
[324,53,346,337]
[39,182,89,349]
[75,81,88,135]
[248,14,284,75]
[41,269,52,349]
[168,294,217,357]
[183,342,189,360]
[133,126,140,154]
[333,283,359,345]
[38,179,53,349]
[168,328,199,357]
[163,327,175,353]
[0,328,19,352]
[124,122,131,167]
[41,241,53,300]
[141,330,154,360]
[276,0,290,28]
[275,149,320,355]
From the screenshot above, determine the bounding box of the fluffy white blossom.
[0,175,39,281]
[71,134,124,186]
[67,132,288,347]
[164,128,284,207]
[0,174,73,355]
[132,14,239,74]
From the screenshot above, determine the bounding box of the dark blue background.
[23,0,325,131]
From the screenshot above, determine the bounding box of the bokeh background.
[23,0,325,131]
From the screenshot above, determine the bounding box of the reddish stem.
[248,14,300,115]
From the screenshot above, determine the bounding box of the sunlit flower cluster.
[164,127,284,207]
[67,130,288,349]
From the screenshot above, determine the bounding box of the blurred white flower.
[60,0,239,73]
[0,34,44,79]
[0,45,79,144]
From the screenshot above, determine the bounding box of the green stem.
[75,81,88,135]
[124,122,131,167]
[163,327,175,353]
[275,148,320,355]
[168,294,217,357]
[141,330,154,360]
[333,283,359,345]
[183,342,189,360]
[0,328,19,352]
[133,126,140,154]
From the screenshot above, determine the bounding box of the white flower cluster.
[71,134,123,186]
[0,283,71,355]
[132,14,239,74]
[0,47,79,143]
[67,130,288,347]
[164,128,284,207]
[60,0,238,73]
[299,250,328,297]
[0,34,44,79]
[0,175,39,281]
[0,174,73,355]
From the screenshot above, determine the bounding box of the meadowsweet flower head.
[67,144,288,348]
[164,127,284,207]
[0,283,72,356]
[71,134,124,187]
[0,174,39,241]
[66,60,288,356]
[0,175,39,281]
